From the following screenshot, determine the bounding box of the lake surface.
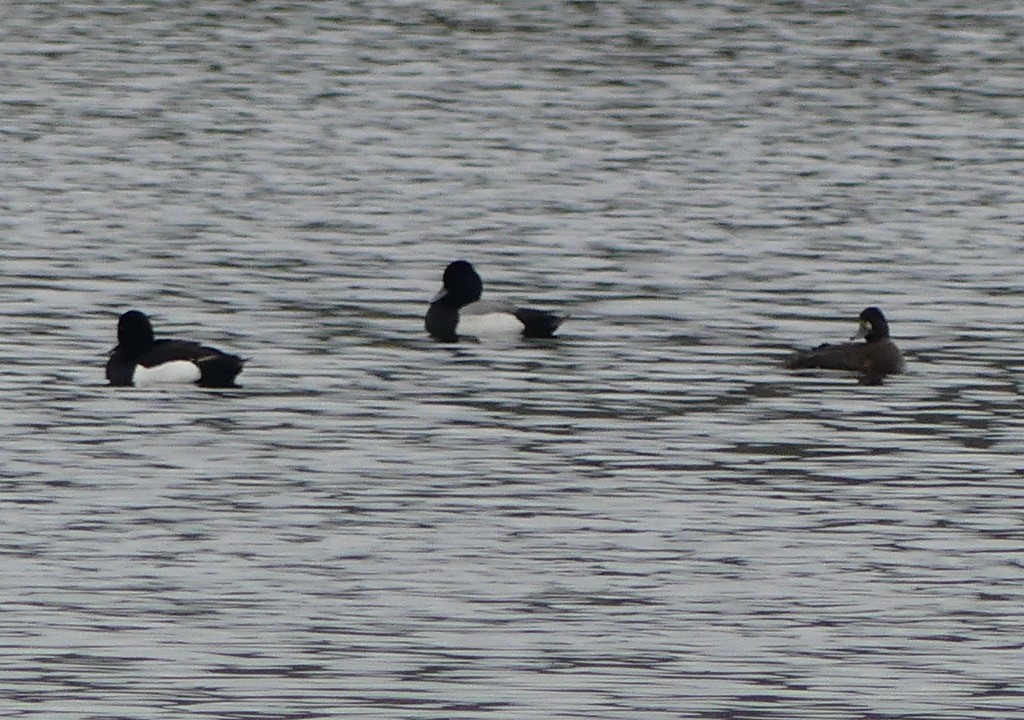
[2,1,1024,718]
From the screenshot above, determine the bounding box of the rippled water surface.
[3,2,1024,718]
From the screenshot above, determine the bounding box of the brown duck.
[786,307,903,383]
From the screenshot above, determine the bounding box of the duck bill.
[852,321,869,340]
[430,287,447,303]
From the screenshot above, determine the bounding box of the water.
[2,1,1024,718]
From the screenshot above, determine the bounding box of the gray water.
[2,2,1024,718]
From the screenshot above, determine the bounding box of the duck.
[425,260,565,342]
[106,310,246,387]
[785,306,903,383]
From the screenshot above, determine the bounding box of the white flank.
[133,360,202,386]
[458,310,524,337]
